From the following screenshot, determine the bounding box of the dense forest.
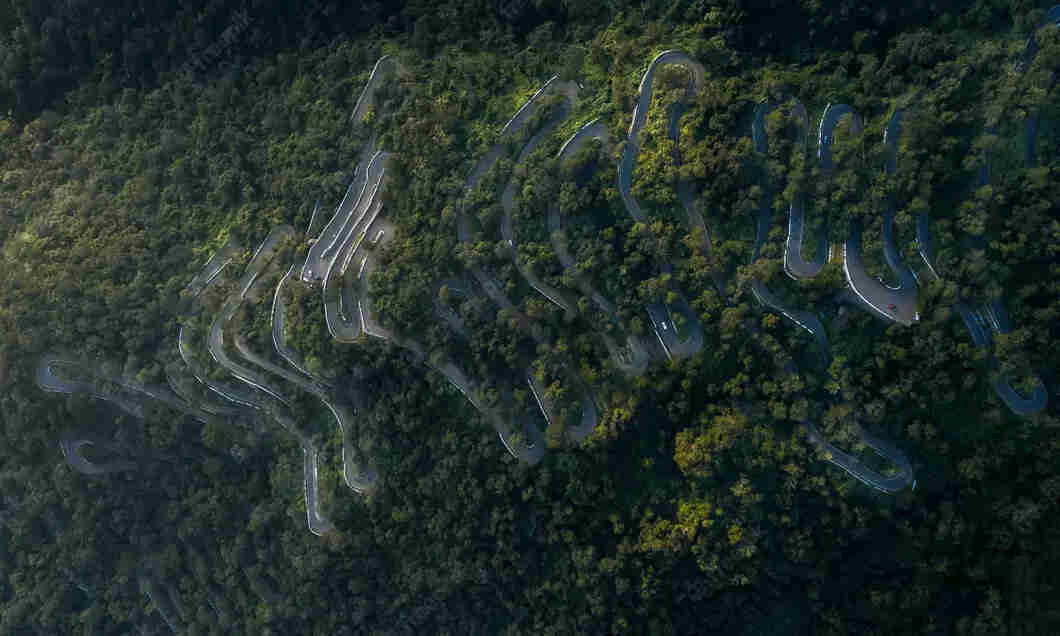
[1,0,1059,634]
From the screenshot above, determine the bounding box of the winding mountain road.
[1023,8,1060,164]
[208,226,298,409]
[751,98,819,281]
[942,39,1052,416]
[550,119,654,375]
[305,199,322,237]
[432,278,474,340]
[141,576,182,633]
[44,35,1060,535]
[324,154,392,343]
[60,438,137,476]
[915,213,940,281]
[351,55,398,123]
[324,153,389,342]
[527,371,598,442]
[185,240,239,299]
[457,76,578,340]
[956,301,1048,415]
[984,302,1049,415]
[301,146,380,284]
[358,214,548,462]
[185,234,335,535]
[236,279,377,494]
[748,280,830,362]
[615,50,705,360]
[164,360,245,419]
[816,103,862,171]
[271,263,317,379]
[455,75,599,450]
[228,226,379,497]
[804,422,914,494]
[782,102,857,280]
[749,103,913,490]
[841,107,920,325]
[37,355,142,418]
[38,354,225,430]
[644,299,703,361]
[499,92,579,315]
[550,120,619,317]
[669,99,727,294]
[303,54,400,286]
[749,98,831,361]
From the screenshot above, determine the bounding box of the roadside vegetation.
[0,1,1058,634]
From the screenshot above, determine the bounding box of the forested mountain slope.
[1,1,1059,634]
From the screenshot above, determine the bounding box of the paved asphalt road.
[499,96,578,315]
[804,422,914,494]
[324,156,388,343]
[186,228,336,535]
[457,76,577,344]
[749,102,914,490]
[60,438,137,476]
[946,43,1052,417]
[452,75,600,457]
[51,35,1060,524]
[841,107,920,326]
[271,263,317,378]
[185,239,239,298]
[956,301,1048,415]
[238,275,376,494]
[749,96,829,282]
[549,119,654,376]
[749,280,830,364]
[37,354,245,476]
[302,147,383,284]
[783,103,861,281]
[615,50,705,360]
[38,354,223,430]
[749,96,830,360]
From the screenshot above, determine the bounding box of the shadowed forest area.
[1,1,1059,634]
